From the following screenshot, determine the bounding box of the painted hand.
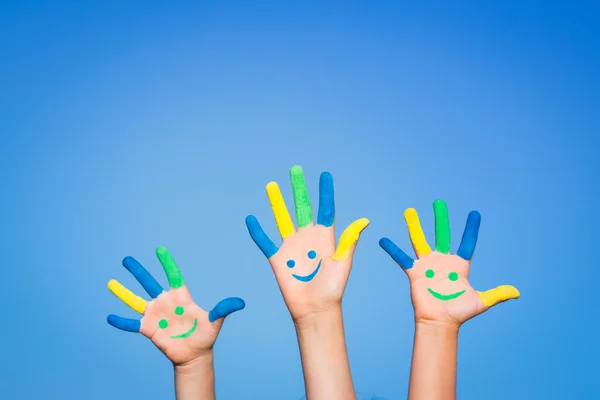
[106,247,245,365]
[379,200,519,326]
[246,166,369,321]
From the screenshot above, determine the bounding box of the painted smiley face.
[157,306,198,339]
[286,250,322,282]
[425,269,466,301]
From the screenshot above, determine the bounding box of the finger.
[478,285,520,308]
[317,171,335,227]
[433,199,451,254]
[457,211,481,261]
[122,256,164,298]
[331,218,370,261]
[107,280,147,314]
[156,246,184,289]
[378,238,415,270]
[290,165,313,228]
[245,215,279,258]
[208,297,246,322]
[107,314,141,333]
[266,182,295,239]
[404,208,432,257]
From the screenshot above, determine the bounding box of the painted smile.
[427,288,466,301]
[170,318,198,339]
[292,260,322,282]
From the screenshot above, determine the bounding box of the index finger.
[156,246,184,289]
[316,171,335,227]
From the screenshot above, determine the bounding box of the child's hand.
[246,166,369,322]
[106,246,245,365]
[379,200,519,326]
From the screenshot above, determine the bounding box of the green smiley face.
[425,269,466,301]
[158,306,198,339]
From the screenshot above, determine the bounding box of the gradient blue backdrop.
[1,1,598,399]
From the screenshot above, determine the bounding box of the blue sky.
[1,1,599,399]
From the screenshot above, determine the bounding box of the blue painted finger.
[457,211,481,260]
[107,314,141,332]
[208,297,246,322]
[122,256,164,298]
[317,171,335,227]
[379,237,415,270]
[245,215,279,258]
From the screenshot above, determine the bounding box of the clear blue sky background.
[1,1,599,399]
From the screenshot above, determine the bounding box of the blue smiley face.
[286,250,322,282]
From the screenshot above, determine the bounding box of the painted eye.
[307,250,317,259]
[287,260,296,268]
[175,306,184,315]
[425,269,435,278]
[158,319,169,329]
[448,272,459,281]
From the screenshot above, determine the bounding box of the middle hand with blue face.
[245,165,369,322]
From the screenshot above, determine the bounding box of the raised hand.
[379,200,519,326]
[245,165,369,321]
[106,246,245,365]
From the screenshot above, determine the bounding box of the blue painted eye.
[307,250,317,259]
[286,260,296,268]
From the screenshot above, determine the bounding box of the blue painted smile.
[292,260,322,282]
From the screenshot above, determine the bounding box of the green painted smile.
[427,288,466,301]
[170,318,198,339]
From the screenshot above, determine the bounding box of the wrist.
[415,319,460,338]
[174,350,214,375]
[293,304,343,332]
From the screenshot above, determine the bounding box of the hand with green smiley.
[106,246,245,399]
[246,165,369,400]
[379,200,519,325]
[245,165,369,322]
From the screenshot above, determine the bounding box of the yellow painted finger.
[332,218,370,261]
[266,182,295,239]
[478,285,520,308]
[108,279,147,314]
[404,208,432,256]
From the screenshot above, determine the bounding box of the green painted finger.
[290,165,313,227]
[156,246,184,288]
[433,199,451,254]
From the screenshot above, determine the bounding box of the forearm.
[409,321,459,400]
[295,306,356,400]
[174,352,215,400]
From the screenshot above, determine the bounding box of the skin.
[381,203,519,400]
[108,249,244,400]
[135,286,231,400]
[247,168,369,400]
[272,225,364,400]
[139,286,223,364]
[407,253,488,326]
[270,225,352,322]
[406,253,485,400]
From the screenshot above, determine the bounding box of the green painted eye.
[448,272,459,281]
[425,269,435,278]
[175,306,184,315]
[158,319,168,329]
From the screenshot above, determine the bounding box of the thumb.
[208,297,246,325]
[331,218,370,261]
[478,285,520,309]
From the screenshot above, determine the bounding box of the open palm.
[380,200,519,326]
[246,166,369,321]
[106,246,245,365]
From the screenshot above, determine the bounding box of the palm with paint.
[379,200,520,325]
[246,166,369,321]
[107,246,245,365]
